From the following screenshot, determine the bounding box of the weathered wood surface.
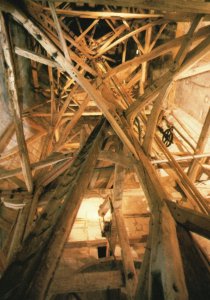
[51,270,124,294]
[166,200,210,240]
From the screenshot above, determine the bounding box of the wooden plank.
[166,200,210,240]
[0,13,33,192]
[50,270,124,295]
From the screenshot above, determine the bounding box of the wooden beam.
[94,19,166,58]
[48,1,71,62]
[98,150,133,168]
[187,108,210,182]
[23,186,43,239]
[112,162,137,299]
[0,132,46,164]
[173,14,202,68]
[140,26,152,95]
[15,46,60,69]
[151,152,210,165]
[50,270,124,295]
[6,202,30,264]
[176,62,210,80]
[65,235,148,249]
[155,135,210,214]
[0,251,6,274]
[0,152,73,180]
[41,7,162,19]
[166,200,210,240]
[134,219,152,300]
[40,0,210,14]
[0,13,33,192]
[143,83,172,155]
[55,96,90,149]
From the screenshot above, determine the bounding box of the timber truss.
[0,1,209,300]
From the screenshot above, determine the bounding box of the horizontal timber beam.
[15,46,60,69]
[98,150,133,168]
[41,7,162,19]
[33,1,210,14]
[0,153,73,180]
[50,270,124,295]
[65,235,148,249]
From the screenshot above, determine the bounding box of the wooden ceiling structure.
[0,1,209,299]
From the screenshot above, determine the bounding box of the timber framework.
[0,1,210,300]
